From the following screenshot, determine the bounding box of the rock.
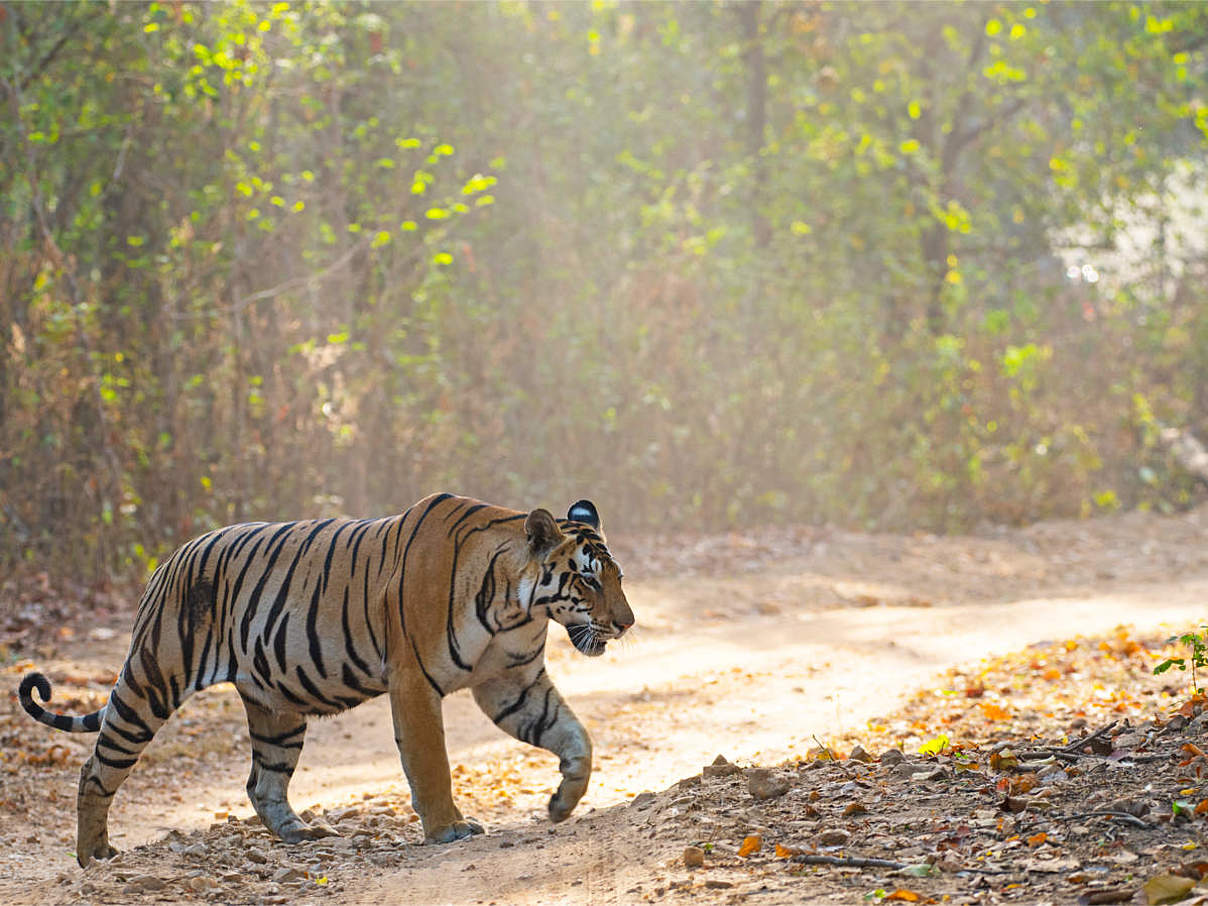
[1104,798,1151,818]
[186,877,217,892]
[1037,764,1067,784]
[704,880,734,889]
[818,828,850,846]
[703,759,742,779]
[678,775,702,789]
[124,876,168,893]
[912,767,949,782]
[747,769,791,801]
[245,848,268,864]
[1112,731,1145,750]
[1187,712,1208,735]
[683,846,705,868]
[630,792,657,810]
[880,749,906,765]
[848,745,873,763]
[271,867,304,883]
[892,763,918,780]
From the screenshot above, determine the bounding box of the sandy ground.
[2,505,1208,904]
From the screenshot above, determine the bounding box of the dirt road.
[2,507,1207,904]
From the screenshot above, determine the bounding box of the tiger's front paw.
[76,840,117,868]
[424,818,485,844]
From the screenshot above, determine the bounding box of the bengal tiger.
[17,493,634,867]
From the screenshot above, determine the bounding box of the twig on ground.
[793,854,906,870]
[1054,810,1153,830]
[791,854,1011,875]
[1061,721,1118,755]
[1018,750,1081,763]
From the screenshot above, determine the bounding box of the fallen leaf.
[991,749,1020,772]
[843,801,868,817]
[738,835,762,858]
[1027,832,1047,847]
[981,703,1012,721]
[774,844,800,859]
[885,891,923,902]
[918,734,949,756]
[1143,873,1195,904]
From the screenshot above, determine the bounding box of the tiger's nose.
[613,617,634,635]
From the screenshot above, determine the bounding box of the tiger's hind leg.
[77,679,172,867]
[241,697,336,843]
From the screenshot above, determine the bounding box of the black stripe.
[273,612,291,673]
[293,664,341,710]
[239,522,300,651]
[341,662,380,698]
[408,635,444,696]
[108,691,153,736]
[341,586,373,677]
[397,494,454,632]
[306,575,327,679]
[94,751,138,770]
[492,669,546,724]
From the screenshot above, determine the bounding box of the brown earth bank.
[2,505,1208,904]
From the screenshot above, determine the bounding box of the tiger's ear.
[525,508,563,555]
[567,499,601,531]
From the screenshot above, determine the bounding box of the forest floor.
[3,505,1208,904]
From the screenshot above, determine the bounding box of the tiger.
[17,493,634,867]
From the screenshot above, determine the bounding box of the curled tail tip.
[18,671,52,703]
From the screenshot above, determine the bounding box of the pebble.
[848,745,873,763]
[818,828,850,846]
[704,754,742,778]
[124,875,168,893]
[747,769,791,801]
[879,749,906,765]
[630,792,657,810]
[271,867,304,883]
[683,846,705,868]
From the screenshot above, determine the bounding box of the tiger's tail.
[18,672,104,733]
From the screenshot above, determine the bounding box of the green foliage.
[1154,627,1208,695]
[1,1,1207,580]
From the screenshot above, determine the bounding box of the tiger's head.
[523,500,634,657]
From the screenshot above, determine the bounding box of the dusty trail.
[2,508,1207,904]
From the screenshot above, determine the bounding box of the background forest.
[3,0,1208,581]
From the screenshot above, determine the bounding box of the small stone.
[1104,798,1151,818]
[630,792,657,810]
[704,880,733,889]
[1187,712,1208,734]
[683,846,705,868]
[272,867,304,883]
[818,828,850,846]
[747,769,791,801]
[125,876,168,893]
[703,761,742,779]
[912,767,949,782]
[1036,763,1066,782]
[678,775,702,789]
[879,749,906,765]
[187,877,217,892]
[245,848,268,864]
[1112,732,1145,750]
